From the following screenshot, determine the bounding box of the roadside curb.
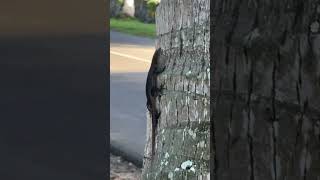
[110,143,143,168]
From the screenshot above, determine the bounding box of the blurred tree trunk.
[141,0,210,179]
[212,0,320,179]
[122,0,135,17]
[110,0,122,17]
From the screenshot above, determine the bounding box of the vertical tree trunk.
[141,0,211,179]
[110,0,123,17]
[212,0,320,179]
[134,0,152,23]
[122,0,135,17]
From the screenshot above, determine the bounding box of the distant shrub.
[117,0,124,6]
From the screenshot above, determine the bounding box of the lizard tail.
[151,125,155,158]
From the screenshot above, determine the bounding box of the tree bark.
[134,0,153,23]
[212,0,320,179]
[141,0,211,179]
[110,0,123,17]
[122,0,135,17]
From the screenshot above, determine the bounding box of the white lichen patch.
[186,70,192,77]
[181,160,193,170]
[182,128,186,141]
[194,109,199,119]
[203,108,208,118]
[197,141,206,148]
[168,172,174,179]
[244,28,260,46]
[165,101,172,114]
[174,168,180,172]
[188,129,197,139]
[186,96,190,105]
[197,73,202,79]
[161,159,169,167]
[165,152,170,159]
[311,21,320,33]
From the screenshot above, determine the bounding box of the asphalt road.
[110,31,155,166]
[0,34,106,179]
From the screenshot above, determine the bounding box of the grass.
[110,17,156,38]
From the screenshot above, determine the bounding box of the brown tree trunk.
[212,0,320,179]
[141,0,211,179]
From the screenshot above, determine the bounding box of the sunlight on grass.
[110,18,156,38]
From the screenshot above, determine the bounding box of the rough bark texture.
[141,0,210,179]
[212,0,320,179]
[134,0,154,23]
[110,0,123,17]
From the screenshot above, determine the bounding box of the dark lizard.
[145,48,165,159]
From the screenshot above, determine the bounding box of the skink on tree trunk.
[145,48,165,159]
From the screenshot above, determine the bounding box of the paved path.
[110,31,155,166]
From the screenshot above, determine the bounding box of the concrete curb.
[110,142,144,168]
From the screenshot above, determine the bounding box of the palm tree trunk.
[212,0,320,179]
[141,0,211,179]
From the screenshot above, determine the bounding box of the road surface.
[110,31,155,166]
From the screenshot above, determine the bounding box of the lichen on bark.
[141,0,211,179]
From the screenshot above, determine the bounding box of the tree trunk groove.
[141,0,210,179]
[212,0,320,179]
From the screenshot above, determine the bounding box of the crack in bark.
[224,0,243,65]
[303,141,309,180]
[227,52,238,169]
[291,0,304,31]
[223,1,243,171]
[210,0,217,178]
[292,38,305,175]
[179,31,184,57]
[176,99,179,126]
[187,84,191,127]
[271,50,279,180]
[247,50,255,180]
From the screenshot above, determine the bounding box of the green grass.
[110,17,156,38]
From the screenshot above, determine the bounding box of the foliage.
[146,0,160,19]
[116,0,124,6]
[110,17,156,38]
